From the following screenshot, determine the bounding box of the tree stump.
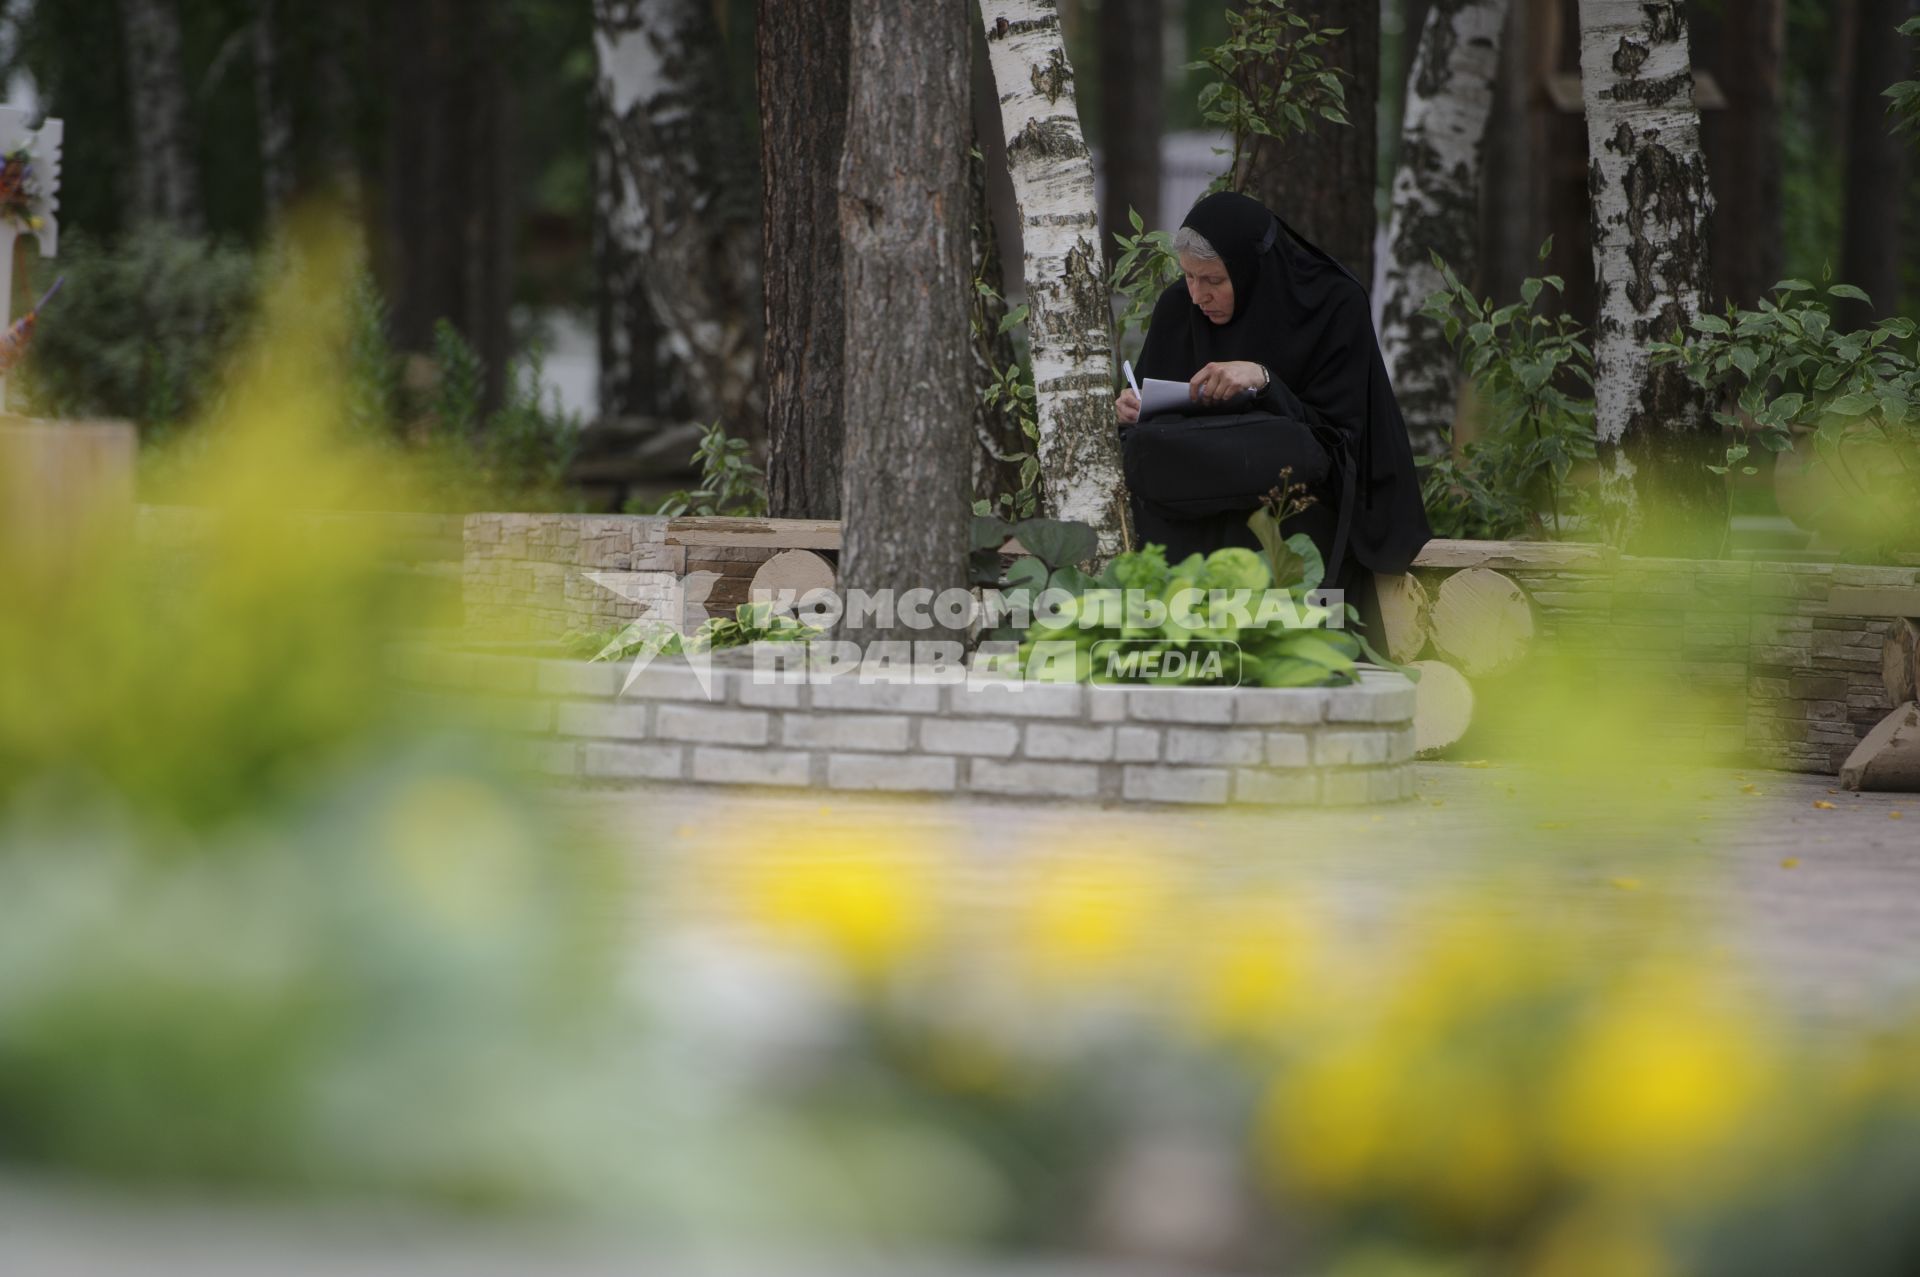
[1429,567,1534,677]
[1882,617,1920,705]
[1409,658,1474,756]
[1375,572,1432,663]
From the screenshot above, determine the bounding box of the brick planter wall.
[389,646,1419,808]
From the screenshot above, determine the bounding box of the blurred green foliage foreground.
[4,208,1920,1274]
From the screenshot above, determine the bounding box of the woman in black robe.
[1115,190,1433,649]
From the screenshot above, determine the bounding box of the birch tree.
[120,0,202,231]
[837,0,972,644]
[593,0,761,437]
[1376,0,1510,459]
[1577,0,1723,558]
[978,0,1131,553]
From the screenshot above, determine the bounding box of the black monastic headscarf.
[1135,190,1433,577]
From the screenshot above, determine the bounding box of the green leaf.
[971,513,1015,552]
[1011,518,1098,571]
[1828,283,1872,304]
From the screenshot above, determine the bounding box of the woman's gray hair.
[1172,226,1220,260]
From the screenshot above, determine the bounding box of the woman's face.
[1180,251,1235,324]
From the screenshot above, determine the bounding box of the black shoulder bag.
[1118,407,1357,585]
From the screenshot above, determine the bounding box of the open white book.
[1125,359,1255,420]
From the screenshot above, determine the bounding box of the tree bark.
[978,0,1132,553]
[1692,0,1784,311]
[1239,0,1380,290]
[758,0,848,518]
[1097,0,1163,265]
[378,0,515,410]
[253,0,295,214]
[1377,0,1510,459]
[594,0,762,437]
[837,0,973,645]
[1577,0,1724,558]
[1839,0,1912,328]
[120,0,203,232]
[968,134,1030,511]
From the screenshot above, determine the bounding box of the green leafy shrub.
[1109,206,1182,360]
[23,226,257,429]
[1012,480,1404,687]
[640,422,767,518]
[1188,0,1352,193]
[1648,271,1920,554]
[1418,238,1598,541]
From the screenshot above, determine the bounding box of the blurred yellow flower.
[729,829,937,981]
[1548,977,1768,1187]
[1015,850,1177,988]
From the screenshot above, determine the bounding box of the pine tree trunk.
[1097,0,1163,264]
[758,0,848,518]
[253,0,294,213]
[837,0,972,645]
[978,0,1132,554]
[1839,0,1911,329]
[1378,0,1510,459]
[1577,0,1724,558]
[593,0,762,437]
[1239,0,1380,289]
[120,0,203,232]
[379,0,515,410]
[1692,0,1784,311]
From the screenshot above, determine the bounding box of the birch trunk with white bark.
[1377,0,1509,459]
[978,0,1131,553]
[593,0,761,437]
[1577,0,1724,558]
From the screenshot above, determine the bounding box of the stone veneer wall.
[1407,556,1918,774]
[390,647,1420,807]
[462,513,778,638]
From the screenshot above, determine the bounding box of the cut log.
[1375,572,1432,663]
[749,548,836,604]
[1884,618,1920,705]
[1839,702,1920,793]
[1409,658,1474,756]
[1429,567,1535,678]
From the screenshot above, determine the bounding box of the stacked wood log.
[1375,565,1536,756]
[749,548,836,606]
[1884,617,1920,705]
[1844,615,1920,791]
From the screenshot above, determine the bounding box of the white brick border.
[391,647,1418,808]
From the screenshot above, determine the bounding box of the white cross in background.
[0,105,62,408]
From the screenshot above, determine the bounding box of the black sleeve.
[1254,366,1324,426]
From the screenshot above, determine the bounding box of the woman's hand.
[1189,361,1266,405]
[1116,387,1141,424]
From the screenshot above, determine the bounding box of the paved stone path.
[563,761,1920,1038]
